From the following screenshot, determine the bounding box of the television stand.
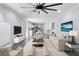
[14,35,24,43]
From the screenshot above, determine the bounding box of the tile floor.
[23,39,68,56]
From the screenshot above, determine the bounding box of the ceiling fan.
[21,3,63,14]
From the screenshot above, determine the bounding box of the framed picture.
[61,21,73,32]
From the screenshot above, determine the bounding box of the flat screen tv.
[14,26,21,35]
[61,21,73,32]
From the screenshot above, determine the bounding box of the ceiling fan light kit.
[21,3,63,14]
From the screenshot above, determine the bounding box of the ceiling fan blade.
[45,3,63,7]
[39,3,41,5]
[36,3,39,6]
[41,9,48,14]
[21,7,35,8]
[32,9,37,12]
[27,3,36,7]
[38,11,40,14]
[41,3,46,6]
[44,8,57,11]
[28,10,37,13]
[28,9,37,12]
[33,10,37,12]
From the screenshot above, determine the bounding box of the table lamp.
[69,30,78,44]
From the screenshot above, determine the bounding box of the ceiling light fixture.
[21,3,63,14]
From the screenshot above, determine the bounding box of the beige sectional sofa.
[49,36,72,51]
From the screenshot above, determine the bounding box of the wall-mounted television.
[61,21,73,32]
[14,26,22,35]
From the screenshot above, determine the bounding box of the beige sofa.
[49,36,72,51]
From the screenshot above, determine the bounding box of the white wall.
[49,4,79,52]
[44,23,49,34]
[0,4,26,47]
[0,23,10,47]
[25,20,33,42]
[54,4,79,41]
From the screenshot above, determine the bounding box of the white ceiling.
[5,3,78,23]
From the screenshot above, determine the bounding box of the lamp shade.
[69,30,78,36]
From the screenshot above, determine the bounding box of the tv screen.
[14,26,21,35]
[61,21,73,32]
